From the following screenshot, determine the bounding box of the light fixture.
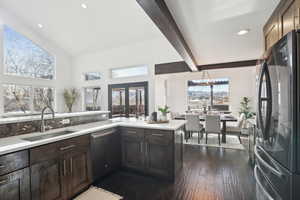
[37,24,43,28]
[237,29,250,35]
[81,3,88,9]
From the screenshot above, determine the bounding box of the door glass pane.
[129,87,145,117]
[111,88,126,117]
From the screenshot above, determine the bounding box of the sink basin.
[22,130,75,142]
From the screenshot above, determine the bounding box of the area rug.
[74,186,123,200]
[184,133,245,150]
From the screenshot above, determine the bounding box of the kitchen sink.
[22,130,75,142]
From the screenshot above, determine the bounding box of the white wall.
[72,37,182,113]
[0,8,73,114]
[155,67,257,117]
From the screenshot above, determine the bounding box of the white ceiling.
[0,0,280,65]
[165,0,280,65]
[0,0,163,57]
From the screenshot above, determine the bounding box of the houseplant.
[239,97,255,119]
[158,105,170,121]
[63,88,80,113]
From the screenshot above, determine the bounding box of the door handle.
[70,158,73,175]
[254,165,275,200]
[92,130,115,138]
[151,134,164,137]
[140,142,143,154]
[254,145,283,178]
[59,144,75,151]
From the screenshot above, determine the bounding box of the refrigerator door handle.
[254,165,275,200]
[254,145,283,178]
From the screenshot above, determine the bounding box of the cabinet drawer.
[121,127,144,139]
[30,135,90,164]
[145,130,173,145]
[0,150,29,176]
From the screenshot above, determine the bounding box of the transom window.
[187,78,230,111]
[3,25,55,80]
[111,65,148,79]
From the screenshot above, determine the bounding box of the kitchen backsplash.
[0,113,109,139]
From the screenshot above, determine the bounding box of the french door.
[108,82,148,118]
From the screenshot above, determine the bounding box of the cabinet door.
[281,0,296,36]
[121,136,144,171]
[145,132,173,178]
[68,148,92,199]
[265,23,279,50]
[91,134,107,180]
[0,167,30,200]
[31,158,66,200]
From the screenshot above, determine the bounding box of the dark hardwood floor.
[96,145,255,200]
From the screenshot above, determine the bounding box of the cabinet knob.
[105,164,108,168]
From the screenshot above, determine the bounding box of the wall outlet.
[61,119,71,125]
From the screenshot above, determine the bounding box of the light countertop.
[0,111,110,125]
[0,118,186,156]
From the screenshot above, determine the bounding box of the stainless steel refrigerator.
[255,30,300,200]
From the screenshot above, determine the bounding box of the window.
[187,78,229,111]
[84,87,101,111]
[33,87,54,112]
[3,84,31,113]
[111,65,148,79]
[84,72,101,81]
[3,25,55,79]
[3,84,54,114]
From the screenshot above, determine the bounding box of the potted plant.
[63,88,80,113]
[239,97,255,128]
[158,105,170,121]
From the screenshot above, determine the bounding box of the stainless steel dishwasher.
[90,128,120,181]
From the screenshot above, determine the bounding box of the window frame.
[2,83,56,116]
[187,78,231,111]
[3,25,56,81]
[83,86,102,111]
[110,65,148,79]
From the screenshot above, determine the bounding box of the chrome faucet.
[41,105,55,132]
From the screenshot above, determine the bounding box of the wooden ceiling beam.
[136,0,198,71]
[197,59,260,71]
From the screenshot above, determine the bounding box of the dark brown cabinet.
[144,130,173,178]
[121,128,145,171]
[264,0,300,50]
[121,127,182,180]
[0,167,31,200]
[30,135,92,200]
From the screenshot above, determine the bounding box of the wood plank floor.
[96,145,256,200]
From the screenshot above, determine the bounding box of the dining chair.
[226,113,246,144]
[205,115,221,145]
[185,114,204,144]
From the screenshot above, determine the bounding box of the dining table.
[174,114,238,143]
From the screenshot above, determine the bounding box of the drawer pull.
[127,130,137,134]
[0,179,7,185]
[151,134,164,137]
[0,165,5,169]
[60,144,75,151]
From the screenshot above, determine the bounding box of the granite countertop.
[0,118,186,156]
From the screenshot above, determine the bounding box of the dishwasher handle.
[91,129,116,138]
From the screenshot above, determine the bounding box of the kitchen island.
[0,118,185,200]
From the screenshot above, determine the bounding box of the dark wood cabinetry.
[264,0,300,50]
[30,135,92,200]
[121,127,183,180]
[0,167,31,200]
[0,150,30,200]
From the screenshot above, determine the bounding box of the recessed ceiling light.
[81,3,88,9]
[237,29,250,35]
[37,24,43,28]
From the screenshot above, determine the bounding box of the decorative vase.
[161,113,167,121]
